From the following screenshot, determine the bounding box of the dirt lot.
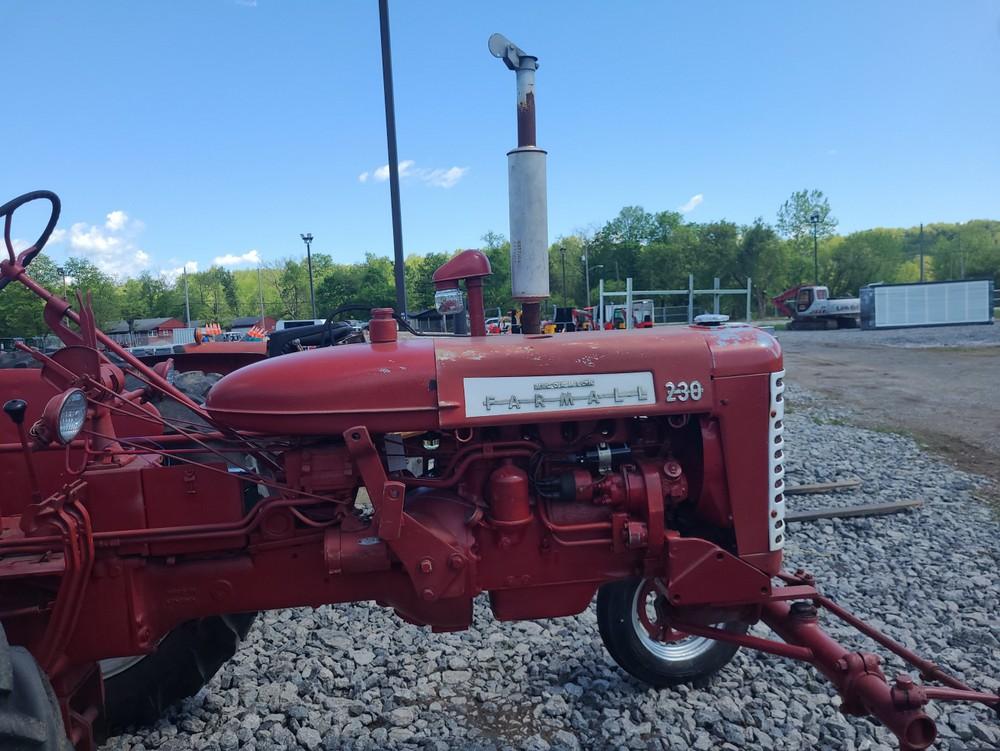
[776,323,1000,490]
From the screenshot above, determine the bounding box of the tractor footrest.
[0,552,65,579]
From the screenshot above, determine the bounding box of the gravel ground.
[777,322,999,349]
[101,383,1000,751]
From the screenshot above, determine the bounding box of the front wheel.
[597,578,746,687]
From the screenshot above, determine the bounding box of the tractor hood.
[205,324,781,435]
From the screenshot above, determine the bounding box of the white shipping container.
[172,327,197,345]
[862,279,993,329]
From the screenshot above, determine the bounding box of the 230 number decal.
[665,380,703,402]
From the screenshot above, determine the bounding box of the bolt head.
[421,588,435,601]
[448,553,465,570]
[418,558,433,574]
[894,674,915,690]
[663,461,682,479]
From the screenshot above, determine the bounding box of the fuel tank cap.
[693,314,730,327]
[369,308,398,343]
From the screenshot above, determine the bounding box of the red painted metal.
[432,249,492,337]
[1,205,997,750]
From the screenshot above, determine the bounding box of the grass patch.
[811,415,850,427]
[810,413,914,439]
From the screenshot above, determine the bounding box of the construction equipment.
[1,190,997,750]
[603,299,655,329]
[544,306,594,333]
[772,284,860,330]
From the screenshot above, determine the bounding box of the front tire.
[0,623,71,751]
[597,578,746,687]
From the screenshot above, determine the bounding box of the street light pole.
[56,266,67,299]
[590,265,605,313]
[809,210,820,285]
[559,246,566,304]
[918,223,925,282]
[300,233,317,320]
[582,249,591,309]
[257,264,266,322]
[182,266,191,326]
[379,0,408,318]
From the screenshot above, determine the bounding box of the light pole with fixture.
[56,266,67,299]
[559,246,567,304]
[588,264,605,310]
[809,210,820,285]
[300,233,317,320]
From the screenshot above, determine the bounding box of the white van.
[274,318,327,331]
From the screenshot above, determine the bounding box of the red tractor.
[0,192,997,750]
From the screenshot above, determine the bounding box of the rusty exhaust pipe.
[489,33,549,334]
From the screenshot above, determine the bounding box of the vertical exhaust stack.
[489,33,549,334]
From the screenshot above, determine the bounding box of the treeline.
[2,190,998,336]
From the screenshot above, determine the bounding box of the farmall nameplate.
[463,372,655,418]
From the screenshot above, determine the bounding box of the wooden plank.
[785,477,862,495]
[786,498,923,523]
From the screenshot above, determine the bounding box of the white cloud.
[364,159,466,188]
[372,160,414,182]
[105,210,128,231]
[68,211,150,277]
[213,249,261,267]
[678,193,704,214]
[159,261,199,283]
[421,166,469,188]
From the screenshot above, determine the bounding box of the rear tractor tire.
[0,623,71,751]
[597,578,746,687]
[101,613,256,733]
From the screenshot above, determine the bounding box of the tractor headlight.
[50,388,88,444]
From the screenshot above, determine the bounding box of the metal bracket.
[343,426,468,601]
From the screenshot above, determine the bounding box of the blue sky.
[4,1,999,280]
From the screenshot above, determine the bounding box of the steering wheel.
[0,190,61,293]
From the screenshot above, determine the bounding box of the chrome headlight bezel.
[46,388,88,445]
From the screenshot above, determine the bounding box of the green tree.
[734,220,787,314]
[63,258,121,328]
[824,229,908,297]
[480,232,513,312]
[547,236,585,308]
[777,189,838,284]
[0,255,60,336]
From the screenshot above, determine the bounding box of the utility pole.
[919,223,925,282]
[590,265,604,309]
[559,246,567,304]
[257,264,266,321]
[183,267,191,326]
[582,248,591,309]
[379,0,408,317]
[300,233,317,319]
